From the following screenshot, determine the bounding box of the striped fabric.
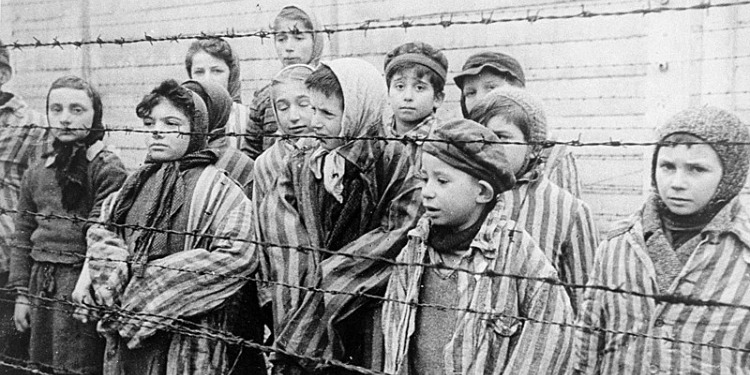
[382,202,574,375]
[213,146,254,197]
[502,174,598,312]
[543,145,582,198]
[573,196,750,374]
[0,95,51,273]
[226,102,251,152]
[87,166,258,373]
[247,84,277,160]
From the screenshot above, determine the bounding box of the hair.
[274,6,314,31]
[136,79,195,123]
[384,42,448,96]
[185,38,236,77]
[47,75,105,145]
[470,96,532,142]
[305,64,343,106]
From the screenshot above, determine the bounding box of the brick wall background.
[2,0,749,231]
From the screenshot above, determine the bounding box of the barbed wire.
[2,1,748,50]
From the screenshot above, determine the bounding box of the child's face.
[48,88,94,143]
[142,99,192,162]
[272,81,314,137]
[388,68,442,126]
[655,144,723,216]
[462,71,512,113]
[309,89,344,150]
[190,51,231,90]
[485,116,528,176]
[274,19,315,66]
[420,153,486,231]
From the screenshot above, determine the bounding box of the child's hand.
[14,295,31,332]
[72,266,96,323]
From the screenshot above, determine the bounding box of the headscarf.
[652,105,750,229]
[270,63,314,132]
[273,4,326,66]
[184,38,243,104]
[110,82,218,264]
[468,86,548,179]
[308,58,388,202]
[45,76,105,211]
[181,79,233,144]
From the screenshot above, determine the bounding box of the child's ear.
[476,180,495,204]
[433,91,445,110]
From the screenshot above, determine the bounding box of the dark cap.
[422,118,516,196]
[453,52,525,89]
[0,40,10,73]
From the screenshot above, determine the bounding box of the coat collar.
[45,140,105,167]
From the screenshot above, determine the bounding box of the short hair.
[184,38,235,77]
[305,64,343,106]
[470,96,533,142]
[47,75,104,144]
[274,6,314,31]
[384,42,448,96]
[136,79,195,123]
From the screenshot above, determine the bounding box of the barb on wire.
[3,0,749,49]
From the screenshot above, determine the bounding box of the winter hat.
[383,42,449,86]
[453,51,525,89]
[468,86,548,177]
[652,106,750,217]
[422,118,516,196]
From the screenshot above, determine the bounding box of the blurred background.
[2,0,749,231]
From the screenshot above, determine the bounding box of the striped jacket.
[502,173,598,311]
[382,202,574,375]
[0,95,51,274]
[87,166,258,374]
[572,196,750,374]
[543,145,582,199]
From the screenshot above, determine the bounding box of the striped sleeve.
[560,201,599,312]
[545,147,582,199]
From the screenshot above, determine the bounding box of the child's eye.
[275,35,288,43]
[143,120,154,127]
[658,162,676,171]
[416,85,427,92]
[464,90,476,98]
[298,99,310,107]
[211,68,225,74]
[276,103,290,111]
[689,165,708,173]
[437,178,449,184]
[49,105,62,113]
[71,106,84,114]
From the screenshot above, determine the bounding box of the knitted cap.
[453,51,525,89]
[653,105,750,206]
[469,86,548,146]
[422,118,516,196]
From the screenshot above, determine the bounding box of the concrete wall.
[3,0,750,231]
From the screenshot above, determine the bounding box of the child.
[8,75,127,374]
[257,58,422,373]
[455,51,582,197]
[382,119,573,374]
[0,40,52,372]
[384,42,447,137]
[469,86,598,311]
[182,79,255,197]
[248,4,325,159]
[73,79,259,374]
[573,106,750,374]
[185,38,255,157]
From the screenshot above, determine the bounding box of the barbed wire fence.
[2,0,750,374]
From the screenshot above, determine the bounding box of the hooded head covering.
[309,58,388,202]
[423,118,516,197]
[0,40,11,86]
[468,86,548,179]
[652,106,750,227]
[45,75,106,211]
[270,63,314,133]
[273,4,326,66]
[185,38,243,104]
[181,79,233,144]
[455,52,525,118]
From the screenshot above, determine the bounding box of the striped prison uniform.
[502,172,599,312]
[542,144,582,199]
[0,95,51,274]
[382,201,574,374]
[573,196,750,374]
[87,166,259,374]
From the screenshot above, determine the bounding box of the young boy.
[382,119,573,374]
[469,86,599,312]
[257,58,422,373]
[455,51,582,197]
[573,106,750,374]
[0,41,51,373]
[248,5,325,159]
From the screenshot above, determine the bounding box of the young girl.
[73,79,259,374]
[469,86,598,311]
[185,38,253,158]
[248,4,325,159]
[573,106,750,374]
[8,75,127,374]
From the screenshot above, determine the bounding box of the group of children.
[0,4,749,375]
